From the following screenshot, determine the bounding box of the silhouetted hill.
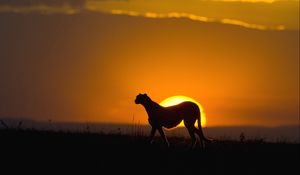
[0,128,299,174]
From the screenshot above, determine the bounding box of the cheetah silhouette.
[135,93,211,148]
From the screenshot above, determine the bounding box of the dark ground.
[1,129,299,174]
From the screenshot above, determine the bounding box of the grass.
[0,128,299,174]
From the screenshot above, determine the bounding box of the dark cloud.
[0,0,86,7]
[0,0,129,7]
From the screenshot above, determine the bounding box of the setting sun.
[160,96,206,127]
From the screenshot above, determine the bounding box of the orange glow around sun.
[160,96,207,127]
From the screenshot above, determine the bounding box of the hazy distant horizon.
[1,116,299,128]
[1,117,299,143]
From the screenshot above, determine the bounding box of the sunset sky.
[0,0,299,127]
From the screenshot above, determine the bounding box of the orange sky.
[0,0,299,127]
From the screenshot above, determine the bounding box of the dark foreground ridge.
[1,129,299,174]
